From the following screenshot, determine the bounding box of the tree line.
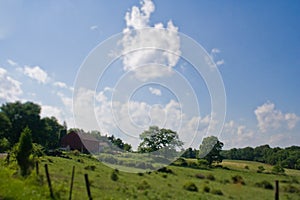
[0,101,66,152]
[221,145,300,170]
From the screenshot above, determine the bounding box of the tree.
[108,135,132,152]
[138,126,183,153]
[16,127,33,176]
[41,117,64,149]
[199,136,223,166]
[0,101,42,145]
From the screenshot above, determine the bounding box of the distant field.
[1,154,300,200]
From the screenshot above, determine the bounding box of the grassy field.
[1,154,300,200]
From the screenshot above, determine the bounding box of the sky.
[0,0,300,149]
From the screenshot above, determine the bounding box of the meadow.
[0,153,300,200]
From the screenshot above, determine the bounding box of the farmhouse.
[61,131,101,153]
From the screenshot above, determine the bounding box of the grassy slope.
[1,155,300,200]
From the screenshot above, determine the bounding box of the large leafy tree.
[199,136,223,165]
[0,101,64,149]
[41,117,64,149]
[0,101,42,145]
[138,126,183,153]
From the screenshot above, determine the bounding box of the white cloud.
[220,120,255,149]
[41,105,63,121]
[23,65,49,84]
[209,48,224,67]
[7,59,18,67]
[53,81,67,88]
[216,59,225,66]
[90,25,98,30]
[0,67,22,102]
[211,48,220,54]
[149,87,161,96]
[254,102,299,133]
[122,0,181,81]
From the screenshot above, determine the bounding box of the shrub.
[111,169,118,181]
[84,165,96,171]
[198,159,209,167]
[203,185,210,193]
[255,180,273,190]
[72,150,80,156]
[183,182,198,192]
[232,175,245,185]
[211,189,223,195]
[272,165,285,174]
[157,167,173,174]
[137,180,151,190]
[32,143,45,157]
[173,157,188,167]
[283,185,300,193]
[16,127,33,176]
[257,166,265,173]
[206,174,215,181]
[244,165,249,170]
[162,174,168,178]
[195,173,205,179]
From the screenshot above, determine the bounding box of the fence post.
[45,164,54,198]
[69,166,75,200]
[275,180,279,200]
[84,174,92,200]
[36,161,39,175]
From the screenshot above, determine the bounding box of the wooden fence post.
[36,161,39,175]
[69,166,75,200]
[84,174,92,200]
[45,164,54,198]
[275,180,279,200]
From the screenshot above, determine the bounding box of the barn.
[61,131,100,153]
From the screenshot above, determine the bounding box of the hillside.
[1,153,300,200]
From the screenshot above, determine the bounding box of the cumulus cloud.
[149,87,161,96]
[41,105,63,121]
[0,67,22,102]
[23,65,49,84]
[220,120,255,149]
[121,0,181,81]
[254,102,299,133]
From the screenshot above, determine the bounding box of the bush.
[255,180,273,190]
[183,182,198,192]
[203,185,210,193]
[211,189,223,195]
[195,173,205,179]
[198,159,209,167]
[32,143,45,157]
[257,166,265,173]
[84,165,96,171]
[244,165,249,170]
[72,150,80,156]
[283,185,300,193]
[232,175,245,185]
[173,157,188,167]
[206,174,215,181]
[16,127,33,176]
[157,167,173,174]
[111,169,119,181]
[137,180,151,190]
[272,165,285,174]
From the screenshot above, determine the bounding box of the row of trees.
[0,101,66,152]
[221,145,300,170]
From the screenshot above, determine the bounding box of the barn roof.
[74,131,100,142]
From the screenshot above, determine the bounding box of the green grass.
[1,155,300,199]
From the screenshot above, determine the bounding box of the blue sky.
[0,0,300,149]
